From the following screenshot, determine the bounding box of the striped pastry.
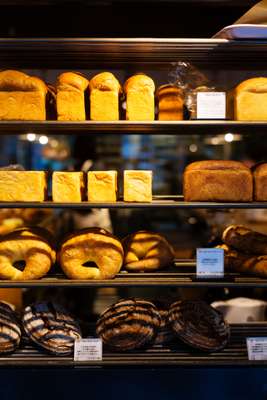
[153,308,175,345]
[168,300,230,352]
[0,301,21,354]
[22,301,81,355]
[96,299,161,351]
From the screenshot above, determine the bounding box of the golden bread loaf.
[123,230,174,271]
[253,163,267,201]
[0,171,47,202]
[89,72,121,121]
[234,77,267,120]
[52,172,85,202]
[0,70,47,120]
[183,160,253,202]
[124,170,152,202]
[157,84,184,120]
[56,72,89,121]
[124,74,155,120]
[59,227,124,280]
[88,171,117,202]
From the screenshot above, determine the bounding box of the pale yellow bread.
[124,170,152,202]
[52,172,85,202]
[124,74,155,121]
[88,171,117,202]
[0,171,47,202]
[235,77,267,120]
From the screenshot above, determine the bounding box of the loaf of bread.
[88,171,117,202]
[0,70,47,120]
[89,72,121,121]
[124,170,152,202]
[52,172,85,202]
[124,74,155,120]
[157,84,184,120]
[253,163,267,201]
[183,160,253,202]
[234,77,267,121]
[56,72,89,121]
[0,171,47,202]
[222,225,267,255]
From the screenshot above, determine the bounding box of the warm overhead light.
[39,135,48,145]
[211,137,219,145]
[189,144,198,153]
[27,133,36,142]
[224,133,234,143]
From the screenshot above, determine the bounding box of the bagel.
[0,227,56,280]
[123,231,175,271]
[59,227,124,280]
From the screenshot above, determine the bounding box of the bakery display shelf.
[1,324,266,368]
[0,263,267,288]
[2,121,267,135]
[1,38,267,67]
[1,196,267,209]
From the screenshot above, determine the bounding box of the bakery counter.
[2,120,267,135]
[0,324,266,368]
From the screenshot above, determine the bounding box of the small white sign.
[197,248,224,278]
[197,92,226,119]
[247,337,267,361]
[74,338,102,361]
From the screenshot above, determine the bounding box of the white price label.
[247,337,267,360]
[74,338,102,361]
[197,248,224,278]
[197,92,226,119]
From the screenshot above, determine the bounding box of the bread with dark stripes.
[0,301,21,353]
[22,301,81,355]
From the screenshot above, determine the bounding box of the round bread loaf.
[0,301,21,354]
[22,301,81,355]
[168,300,230,352]
[96,298,161,351]
[222,225,267,255]
[123,231,175,272]
[0,227,56,280]
[59,227,124,280]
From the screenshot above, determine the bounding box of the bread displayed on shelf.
[0,70,47,120]
[183,160,253,202]
[234,77,267,121]
[123,230,175,271]
[52,171,85,202]
[222,225,267,255]
[22,301,81,355]
[96,298,161,351]
[59,227,124,280]
[88,171,117,202]
[253,163,267,201]
[123,170,152,202]
[153,304,175,345]
[89,72,121,121]
[156,84,184,121]
[0,171,47,202]
[56,72,89,121]
[0,227,56,280]
[124,74,155,120]
[0,301,21,354]
[168,300,230,352]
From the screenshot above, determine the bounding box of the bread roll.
[56,72,89,121]
[52,172,85,202]
[234,77,267,120]
[0,171,47,202]
[89,72,121,121]
[183,160,253,202]
[124,74,155,120]
[0,70,47,120]
[88,171,117,202]
[253,163,267,201]
[124,170,152,202]
[157,84,184,120]
[222,225,267,255]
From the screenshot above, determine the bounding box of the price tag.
[196,248,224,278]
[197,92,226,119]
[74,338,102,361]
[247,337,267,360]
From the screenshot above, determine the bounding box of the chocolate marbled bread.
[0,301,21,354]
[22,301,81,355]
[168,300,230,352]
[153,308,175,345]
[96,299,161,351]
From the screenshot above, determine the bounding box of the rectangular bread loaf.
[234,77,267,121]
[124,170,152,202]
[88,171,117,202]
[253,163,267,201]
[0,171,47,202]
[183,160,253,202]
[52,172,85,202]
